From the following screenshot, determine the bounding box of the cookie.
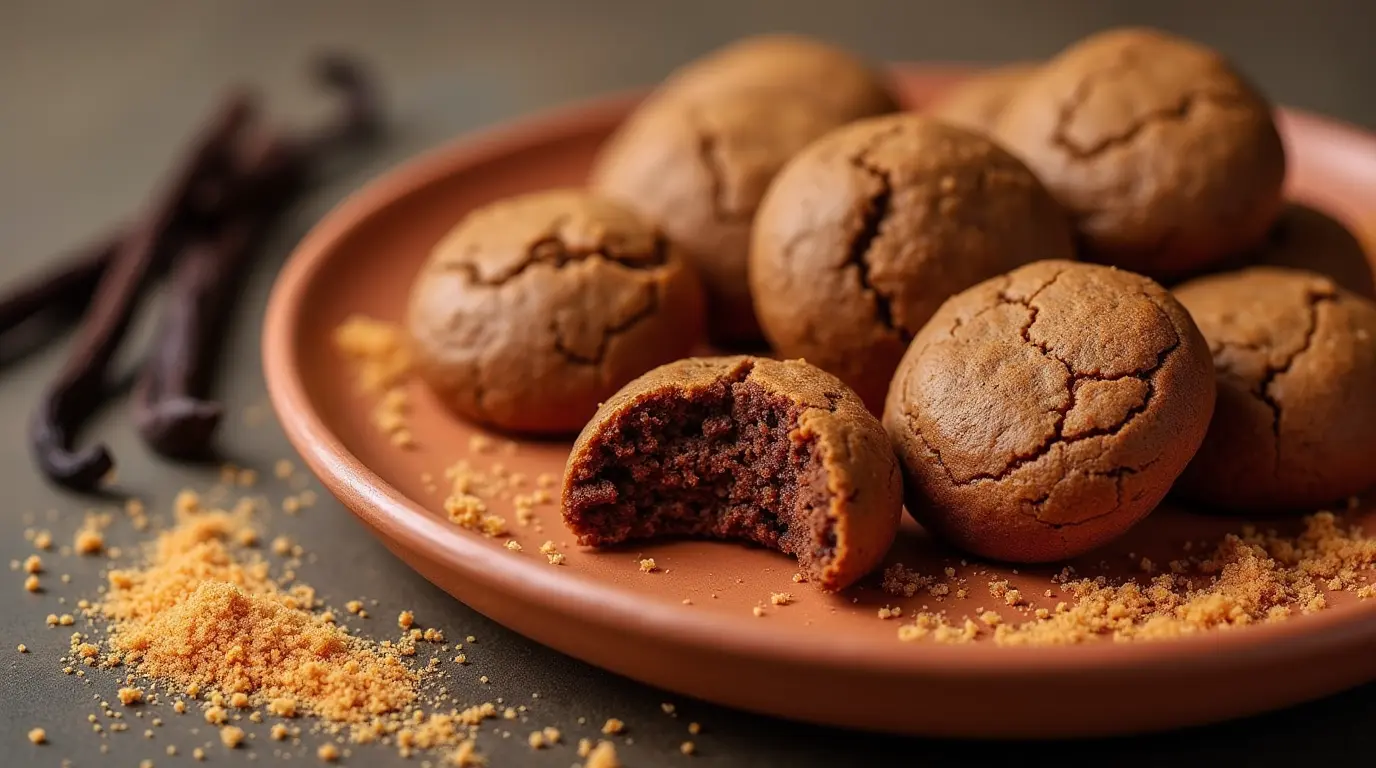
[562,356,902,591]
[1173,267,1376,511]
[652,33,899,120]
[883,261,1215,563]
[926,63,1038,135]
[590,37,899,345]
[751,113,1076,410]
[406,189,705,434]
[992,27,1286,281]
[1249,205,1376,300]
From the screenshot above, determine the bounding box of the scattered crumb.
[584,740,620,768]
[770,592,793,606]
[17,643,27,653]
[23,555,42,574]
[688,722,701,735]
[118,687,144,706]
[74,527,104,555]
[398,611,415,630]
[275,459,295,479]
[547,553,566,566]
[577,738,593,757]
[271,723,290,740]
[193,747,206,760]
[28,727,46,744]
[317,743,341,762]
[542,726,561,744]
[24,574,40,592]
[877,605,902,620]
[751,606,766,618]
[601,718,625,735]
[638,558,658,573]
[34,531,53,550]
[220,725,245,748]
[505,541,522,552]
[660,703,676,715]
[681,741,696,755]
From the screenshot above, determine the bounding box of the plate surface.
[264,66,1376,737]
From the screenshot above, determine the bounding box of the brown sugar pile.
[332,315,416,448]
[71,490,494,763]
[895,511,1376,646]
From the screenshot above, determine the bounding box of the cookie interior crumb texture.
[563,356,902,590]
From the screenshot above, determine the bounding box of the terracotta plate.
[263,66,1376,737]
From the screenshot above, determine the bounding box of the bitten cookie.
[406,189,704,434]
[992,27,1286,281]
[883,261,1216,563]
[562,356,902,591]
[926,63,1038,135]
[750,113,1076,410]
[1173,267,1376,511]
[590,36,899,345]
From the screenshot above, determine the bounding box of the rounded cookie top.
[750,113,1076,410]
[926,63,1039,135]
[406,189,704,434]
[591,88,887,344]
[653,33,899,120]
[1248,205,1376,300]
[566,356,902,590]
[883,260,1216,563]
[1173,267,1376,510]
[992,27,1286,280]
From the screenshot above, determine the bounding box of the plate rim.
[262,64,1376,689]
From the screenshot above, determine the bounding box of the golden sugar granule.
[639,558,657,573]
[220,725,245,748]
[118,687,144,705]
[74,528,104,555]
[585,740,621,768]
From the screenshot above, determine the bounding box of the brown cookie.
[751,114,1076,410]
[590,37,899,345]
[926,62,1038,135]
[652,33,900,120]
[562,356,902,591]
[1173,267,1376,511]
[406,189,705,434]
[1250,205,1376,300]
[992,27,1286,281]
[883,261,1215,563]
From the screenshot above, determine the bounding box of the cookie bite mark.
[562,357,902,591]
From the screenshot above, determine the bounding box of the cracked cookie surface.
[590,38,898,346]
[882,260,1215,563]
[1174,267,1376,511]
[992,27,1286,281]
[562,356,902,591]
[406,189,704,434]
[750,113,1076,411]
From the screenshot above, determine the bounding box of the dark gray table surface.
[3,1,1375,766]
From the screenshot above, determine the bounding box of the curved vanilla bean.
[29,94,254,489]
[133,57,382,458]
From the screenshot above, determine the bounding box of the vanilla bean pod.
[133,56,382,458]
[0,234,119,337]
[29,94,255,489]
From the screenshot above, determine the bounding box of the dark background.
[3,1,1374,765]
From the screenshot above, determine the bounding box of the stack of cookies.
[405,28,1376,589]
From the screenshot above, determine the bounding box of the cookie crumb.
[681,741,696,755]
[877,605,902,620]
[23,574,40,592]
[577,737,593,757]
[638,558,658,573]
[660,702,676,715]
[751,606,766,617]
[505,541,522,552]
[317,743,340,762]
[688,722,701,735]
[769,592,793,606]
[17,643,27,653]
[23,555,42,574]
[33,531,53,550]
[271,723,290,740]
[601,717,625,735]
[27,727,46,744]
[398,611,415,629]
